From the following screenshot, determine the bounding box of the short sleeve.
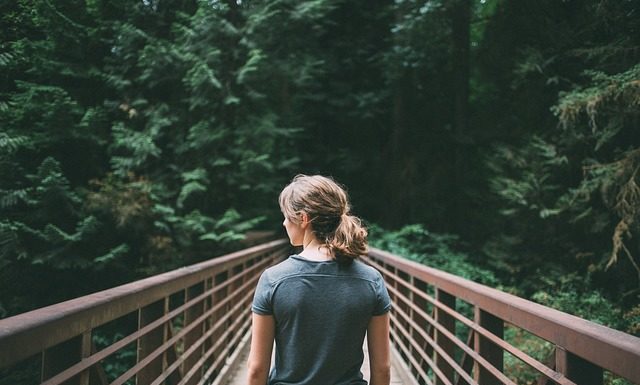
[251,270,273,315]
[372,271,392,316]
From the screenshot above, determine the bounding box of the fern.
[200,209,265,244]
[176,168,209,208]
[93,244,129,265]
[110,123,161,175]
[0,51,13,67]
[0,189,31,209]
[236,49,265,84]
[0,133,30,154]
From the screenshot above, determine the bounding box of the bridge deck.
[225,335,414,385]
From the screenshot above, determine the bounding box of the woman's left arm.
[247,313,275,385]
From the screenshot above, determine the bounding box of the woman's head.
[279,174,367,263]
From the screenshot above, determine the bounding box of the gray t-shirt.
[251,254,392,385]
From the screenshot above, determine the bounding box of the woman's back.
[252,255,391,385]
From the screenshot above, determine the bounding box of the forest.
[1,0,638,345]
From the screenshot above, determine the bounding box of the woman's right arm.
[247,313,275,385]
[367,313,391,385]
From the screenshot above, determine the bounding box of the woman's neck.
[299,236,333,261]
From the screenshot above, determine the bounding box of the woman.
[248,174,392,385]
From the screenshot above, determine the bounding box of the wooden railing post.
[474,308,503,385]
[387,265,398,349]
[408,276,415,365]
[137,299,165,385]
[203,277,214,372]
[555,347,603,385]
[163,298,181,385]
[184,282,205,385]
[230,264,244,350]
[209,271,228,376]
[435,289,455,385]
[79,331,92,385]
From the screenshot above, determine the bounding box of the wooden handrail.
[364,247,640,385]
[2,241,638,385]
[0,239,289,385]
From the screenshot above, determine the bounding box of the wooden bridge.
[1,239,638,385]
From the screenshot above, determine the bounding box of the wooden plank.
[79,331,91,385]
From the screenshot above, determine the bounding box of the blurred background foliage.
[0,0,638,337]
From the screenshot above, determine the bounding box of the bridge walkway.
[225,339,412,385]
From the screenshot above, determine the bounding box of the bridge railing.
[0,239,289,385]
[3,241,639,385]
[363,248,640,385]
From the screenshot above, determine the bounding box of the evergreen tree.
[480,1,640,307]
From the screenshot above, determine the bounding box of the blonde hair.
[279,174,368,263]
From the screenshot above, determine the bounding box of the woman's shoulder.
[260,255,384,284]
[260,255,302,279]
[349,259,385,281]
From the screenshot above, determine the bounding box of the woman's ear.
[300,212,310,228]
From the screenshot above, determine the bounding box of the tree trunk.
[451,0,471,236]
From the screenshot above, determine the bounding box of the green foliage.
[553,64,640,134]
[1,157,99,268]
[0,133,29,153]
[369,224,498,286]
[488,135,568,216]
[93,332,136,384]
[485,62,640,293]
[481,0,639,316]
[503,326,553,385]
[0,3,637,374]
[552,66,640,275]
[532,275,627,331]
[109,121,162,174]
[0,0,300,318]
